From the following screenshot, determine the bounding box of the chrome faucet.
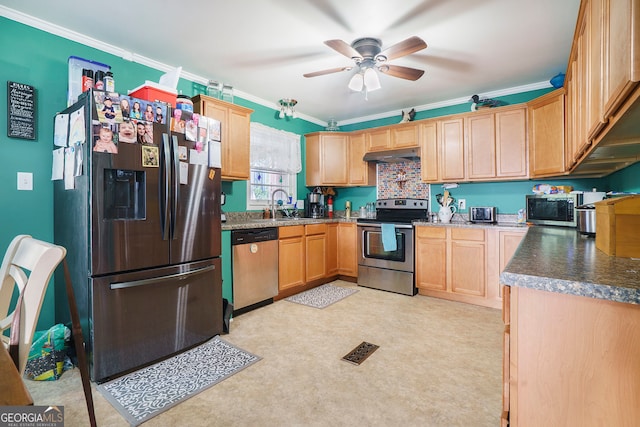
[271,188,289,220]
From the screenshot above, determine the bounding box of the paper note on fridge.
[179,161,189,185]
[208,141,221,168]
[189,148,208,166]
[51,147,64,180]
[54,113,69,147]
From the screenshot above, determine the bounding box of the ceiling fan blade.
[376,36,427,61]
[324,39,363,60]
[378,64,425,81]
[303,66,352,78]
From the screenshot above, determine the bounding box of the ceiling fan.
[304,36,427,92]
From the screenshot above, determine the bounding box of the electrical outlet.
[458,199,466,210]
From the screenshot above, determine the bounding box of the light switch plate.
[17,172,33,191]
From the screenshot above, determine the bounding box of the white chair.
[0,235,66,375]
[0,235,96,426]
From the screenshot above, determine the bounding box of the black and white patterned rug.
[286,284,358,309]
[97,337,260,426]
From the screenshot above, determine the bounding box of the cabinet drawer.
[305,223,327,236]
[279,225,304,238]
[416,226,446,239]
[451,228,485,241]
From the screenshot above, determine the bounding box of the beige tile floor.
[25,280,503,426]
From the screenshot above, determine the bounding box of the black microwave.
[525,193,580,227]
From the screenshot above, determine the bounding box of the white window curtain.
[250,122,301,173]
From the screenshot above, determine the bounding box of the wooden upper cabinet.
[192,94,253,181]
[320,133,349,185]
[466,112,496,179]
[305,132,348,186]
[439,117,466,181]
[495,107,528,178]
[348,132,376,186]
[420,120,439,182]
[366,127,391,151]
[528,89,566,177]
[305,132,374,187]
[391,122,420,148]
[602,0,640,119]
[587,0,607,140]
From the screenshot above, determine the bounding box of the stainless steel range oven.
[357,198,429,296]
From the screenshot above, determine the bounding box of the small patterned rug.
[286,284,358,309]
[97,337,260,426]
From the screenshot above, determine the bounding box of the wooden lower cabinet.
[326,223,339,276]
[305,224,326,282]
[417,226,526,309]
[337,222,357,277]
[504,286,640,426]
[416,226,489,306]
[278,226,305,291]
[415,227,446,290]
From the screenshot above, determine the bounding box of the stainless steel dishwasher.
[231,227,279,313]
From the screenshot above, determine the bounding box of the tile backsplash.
[377,160,430,200]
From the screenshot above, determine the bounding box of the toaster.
[469,206,497,223]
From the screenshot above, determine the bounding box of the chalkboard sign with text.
[7,81,36,140]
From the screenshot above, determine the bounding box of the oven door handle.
[357,222,413,229]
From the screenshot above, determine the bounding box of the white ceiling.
[2,0,581,126]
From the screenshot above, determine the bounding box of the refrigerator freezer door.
[90,258,222,382]
[169,133,222,264]
[91,136,170,276]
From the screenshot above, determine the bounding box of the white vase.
[438,205,457,223]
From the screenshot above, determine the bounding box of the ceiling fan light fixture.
[364,68,381,91]
[348,73,364,91]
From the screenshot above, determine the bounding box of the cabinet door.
[348,132,375,186]
[466,113,496,179]
[391,122,419,148]
[415,227,447,291]
[366,128,391,151]
[439,118,466,181]
[320,134,349,185]
[326,223,339,276]
[450,240,486,296]
[496,107,528,178]
[305,233,326,282]
[226,107,251,180]
[602,0,640,118]
[278,236,305,290]
[420,121,439,182]
[450,228,486,297]
[528,89,566,177]
[587,0,607,140]
[337,223,357,276]
[305,134,321,186]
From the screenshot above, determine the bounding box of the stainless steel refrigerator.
[54,91,222,382]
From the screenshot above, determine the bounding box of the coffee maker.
[304,192,325,218]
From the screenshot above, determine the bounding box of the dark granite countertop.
[500,226,640,304]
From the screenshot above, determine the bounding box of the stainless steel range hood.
[362,147,420,163]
